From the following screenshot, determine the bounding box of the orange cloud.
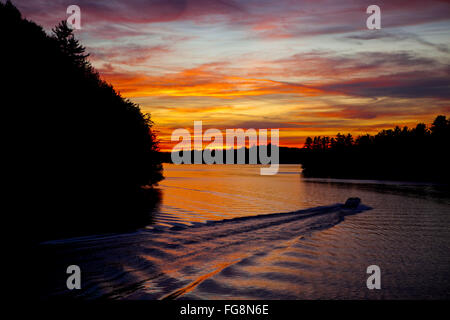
[99,63,324,99]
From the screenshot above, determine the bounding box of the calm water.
[41,164,450,299]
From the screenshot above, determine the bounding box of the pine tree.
[52,20,89,68]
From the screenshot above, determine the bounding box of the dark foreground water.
[39,164,450,299]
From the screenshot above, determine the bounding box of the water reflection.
[40,164,450,299]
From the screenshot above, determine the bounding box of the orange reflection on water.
[155,164,306,227]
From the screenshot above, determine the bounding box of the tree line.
[160,115,450,183]
[301,115,450,182]
[2,1,163,240]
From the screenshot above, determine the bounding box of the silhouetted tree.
[2,1,163,240]
[301,115,450,182]
[304,137,313,150]
[52,21,89,69]
[431,115,450,137]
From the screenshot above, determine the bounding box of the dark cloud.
[319,71,450,99]
[269,50,444,82]
[13,0,450,37]
[344,30,450,54]
[13,0,245,28]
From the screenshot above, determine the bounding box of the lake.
[40,164,450,299]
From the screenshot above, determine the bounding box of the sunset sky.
[14,0,450,150]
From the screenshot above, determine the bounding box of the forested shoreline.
[2,1,163,240]
[161,115,450,183]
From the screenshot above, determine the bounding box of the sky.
[13,0,450,150]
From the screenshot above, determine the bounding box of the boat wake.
[39,202,371,299]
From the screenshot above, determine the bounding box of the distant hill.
[159,145,305,164]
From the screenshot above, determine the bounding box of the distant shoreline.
[159,156,449,184]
